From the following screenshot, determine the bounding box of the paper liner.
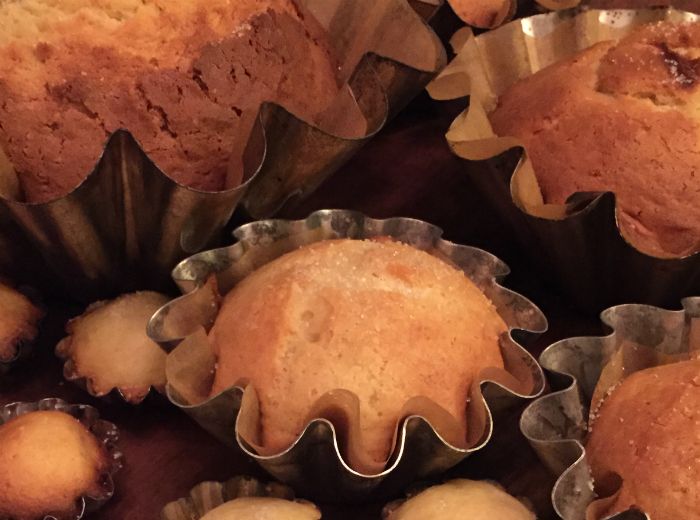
[55,293,168,404]
[428,7,700,312]
[0,284,44,375]
[160,475,314,520]
[520,298,700,520]
[147,209,546,501]
[0,398,123,520]
[0,0,447,301]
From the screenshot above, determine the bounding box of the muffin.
[385,479,535,519]
[586,358,700,519]
[448,0,514,28]
[0,282,42,363]
[56,291,170,402]
[490,21,700,258]
[0,410,109,519]
[208,238,507,468]
[0,0,340,202]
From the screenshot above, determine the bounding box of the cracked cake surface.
[490,21,700,258]
[0,0,339,202]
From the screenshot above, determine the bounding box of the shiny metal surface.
[148,209,547,502]
[0,0,447,301]
[520,298,700,519]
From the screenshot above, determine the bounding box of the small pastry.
[448,0,513,28]
[199,497,320,520]
[0,410,109,520]
[586,358,700,519]
[0,281,42,363]
[57,291,169,402]
[385,479,535,519]
[209,238,507,469]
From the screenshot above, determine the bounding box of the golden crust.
[490,22,700,258]
[209,239,507,464]
[448,0,513,28]
[387,479,535,519]
[0,282,42,363]
[0,0,339,202]
[56,291,170,402]
[0,410,107,520]
[586,359,700,519]
[199,497,321,520]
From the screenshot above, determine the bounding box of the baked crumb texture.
[387,479,535,519]
[0,410,108,520]
[0,0,339,202]
[56,291,170,403]
[0,282,42,362]
[490,21,700,258]
[208,238,507,469]
[586,359,700,519]
[199,497,321,520]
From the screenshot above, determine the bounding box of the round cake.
[490,21,700,258]
[0,0,339,202]
[386,479,535,519]
[0,410,108,519]
[586,359,700,518]
[209,238,507,466]
[200,497,320,520]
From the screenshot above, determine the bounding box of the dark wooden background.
[0,93,605,520]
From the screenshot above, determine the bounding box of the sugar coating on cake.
[0,410,108,519]
[0,0,339,202]
[200,497,321,520]
[57,291,170,400]
[209,238,507,464]
[387,479,535,519]
[586,359,700,519]
[490,21,700,258]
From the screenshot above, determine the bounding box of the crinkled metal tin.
[147,209,547,502]
[0,0,447,301]
[160,475,307,520]
[520,298,700,519]
[428,7,700,312]
[0,397,123,520]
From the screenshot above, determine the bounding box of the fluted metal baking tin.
[520,298,700,520]
[148,209,547,502]
[0,0,447,301]
[160,475,304,520]
[429,7,700,312]
[0,397,123,520]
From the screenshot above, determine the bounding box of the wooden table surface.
[0,94,604,520]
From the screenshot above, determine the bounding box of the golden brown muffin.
[0,282,42,363]
[586,359,700,519]
[490,21,700,258]
[56,291,169,402]
[209,238,507,465]
[0,0,339,202]
[0,410,108,520]
[386,479,535,519]
[199,497,321,520]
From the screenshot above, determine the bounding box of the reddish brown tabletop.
[0,95,602,520]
